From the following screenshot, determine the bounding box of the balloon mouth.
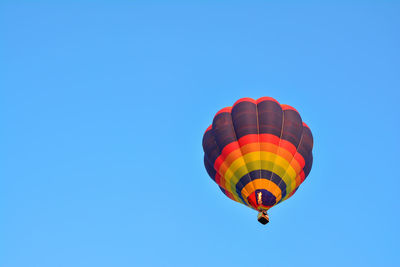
[257,210,269,225]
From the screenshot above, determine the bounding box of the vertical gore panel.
[297,125,314,179]
[231,100,260,195]
[257,99,283,136]
[281,109,303,148]
[212,110,250,205]
[204,155,216,181]
[212,112,237,150]
[202,128,220,165]
[269,107,303,198]
[257,99,286,200]
[231,100,258,139]
[304,154,313,178]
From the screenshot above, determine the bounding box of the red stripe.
[256,96,279,105]
[226,191,235,201]
[281,104,299,113]
[299,171,306,183]
[247,192,258,209]
[233,97,256,107]
[204,124,212,134]
[219,141,241,159]
[259,134,280,145]
[237,134,258,145]
[278,139,298,156]
[215,172,221,185]
[214,106,232,118]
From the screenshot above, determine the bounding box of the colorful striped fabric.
[202,97,313,212]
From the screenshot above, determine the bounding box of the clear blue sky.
[1,2,399,267]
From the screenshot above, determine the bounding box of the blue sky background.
[1,1,399,267]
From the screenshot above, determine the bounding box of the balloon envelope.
[202,97,313,213]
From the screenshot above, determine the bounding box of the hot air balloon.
[202,97,313,224]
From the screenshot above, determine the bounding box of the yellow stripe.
[280,174,301,201]
[224,167,251,206]
[217,161,247,205]
[221,153,254,206]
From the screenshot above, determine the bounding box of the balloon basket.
[257,211,269,225]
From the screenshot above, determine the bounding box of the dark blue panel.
[257,99,283,136]
[231,101,258,139]
[281,109,303,147]
[212,112,237,150]
[204,155,216,181]
[202,128,220,164]
[255,189,276,207]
